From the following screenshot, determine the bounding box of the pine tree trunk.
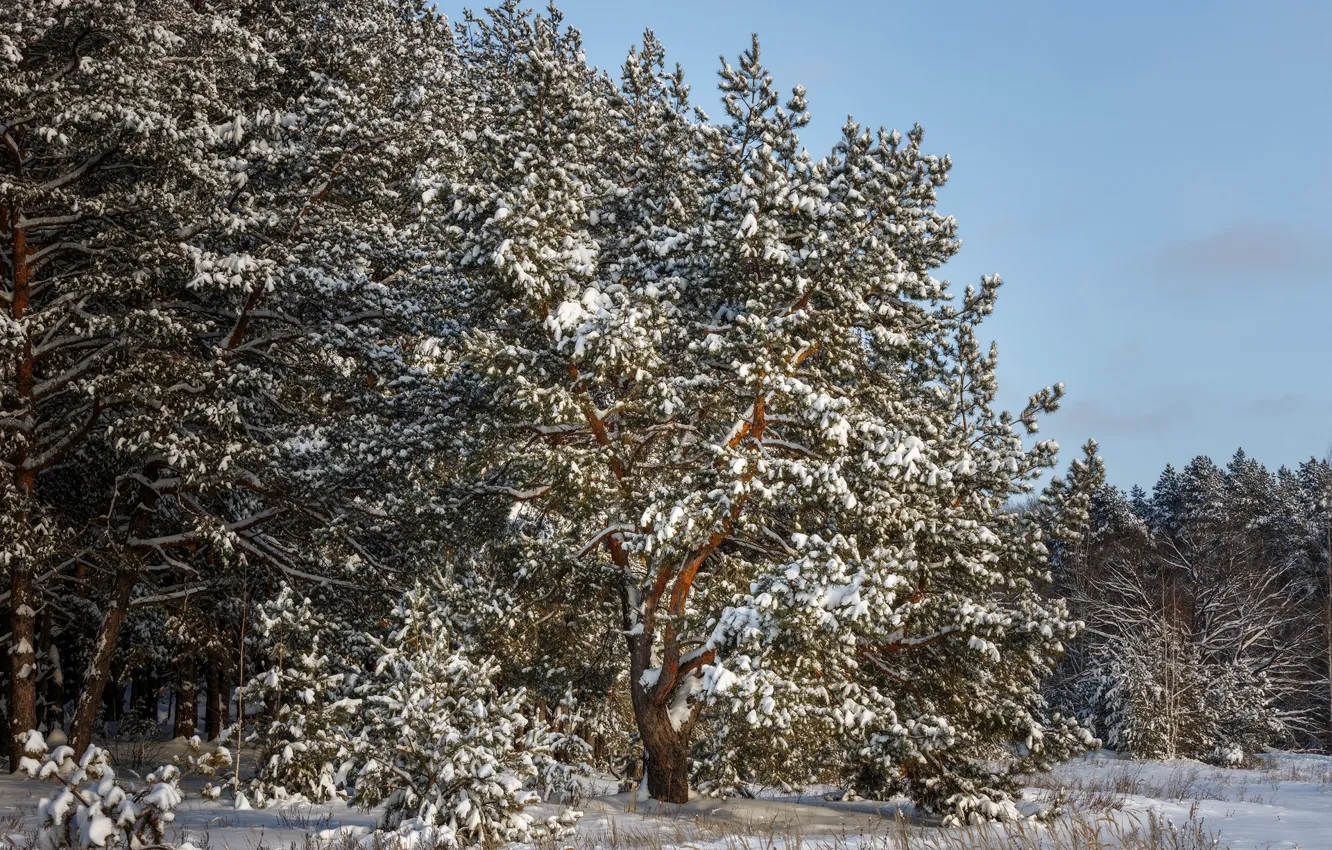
[173,658,197,739]
[69,464,163,755]
[220,664,235,724]
[636,702,691,803]
[103,680,121,727]
[205,664,222,740]
[69,566,140,755]
[627,626,695,804]
[7,562,37,771]
[36,610,54,732]
[133,670,159,724]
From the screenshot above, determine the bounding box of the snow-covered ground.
[1022,750,1332,850]
[1,745,1327,850]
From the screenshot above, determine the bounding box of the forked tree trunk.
[627,624,698,804]
[173,658,197,738]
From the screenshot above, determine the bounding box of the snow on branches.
[248,585,362,806]
[349,584,580,845]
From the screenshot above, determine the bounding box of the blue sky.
[439,0,1332,489]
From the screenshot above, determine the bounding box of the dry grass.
[1027,761,1237,813]
[1254,756,1332,790]
[102,735,171,775]
[275,805,336,832]
[522,808,1227,850]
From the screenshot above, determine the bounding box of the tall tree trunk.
[36,610,54,732]
[220,663,235,724]
[68,462,163,755]
[69,566,140,755]
[6,209,38,772]
[625,612,696,804]
[133,669,159,725]
[103,679,121,726]
[205,664,222,740]
[173,658,197,739]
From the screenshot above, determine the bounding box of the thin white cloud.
[1155,222,1330,280]
[1058,398,1197,437]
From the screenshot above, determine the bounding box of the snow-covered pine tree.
[247,584,361,805]
[349,583,578,845]
[430,6,1094,814]
[3,0,459,763]
[1047,483,1148,729]
[1082,623,1212,759]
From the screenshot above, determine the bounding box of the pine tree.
[432,5,1095,814]
[1297,458,1332,745]
[3,0,273,765]
[1054,451,1326,759]
[247,585,361,805]
[349,584,578,845]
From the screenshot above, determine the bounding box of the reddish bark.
[635,698,693,804]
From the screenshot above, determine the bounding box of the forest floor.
[0,746,1327,850]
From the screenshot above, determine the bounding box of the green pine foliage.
[16,0,1332,835]
[248,585,361,805]
[349,583,580,844]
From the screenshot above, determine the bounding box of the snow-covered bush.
[178,735,234,778]
[349,585,579,846]
[519,689,595,805]
[1206,663,1281,765]
[19,732,185,850]
[248,585,361,805]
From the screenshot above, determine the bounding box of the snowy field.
[0,745,1327,850]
